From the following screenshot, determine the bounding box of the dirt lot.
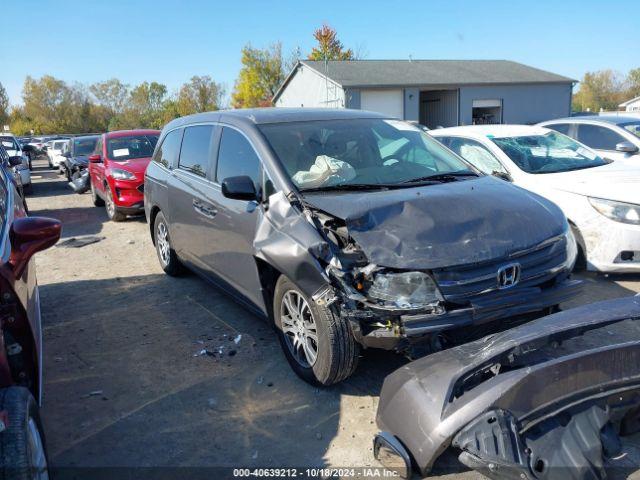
[26,157,640,479]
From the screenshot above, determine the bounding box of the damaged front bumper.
[348,276,582,350]
[374,296,640,479]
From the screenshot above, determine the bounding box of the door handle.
[193,199,217,219]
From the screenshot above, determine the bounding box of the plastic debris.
[58,236,106,248]
[234,334,242,344]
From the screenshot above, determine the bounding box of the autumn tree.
[232,43,285,108]
[308,24,354,61]
[572,70,626,112]
[0,82,8,127]
[177,75,224,116]
[627,68,640,99]
[90,79,129,116]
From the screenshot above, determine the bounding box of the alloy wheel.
[156,222,170,266]
[280,290,318,367]
[105,188,115,218]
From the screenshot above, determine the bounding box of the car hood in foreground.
[376,296,640,476]
[538,161,640,203]
[302,176,566,270]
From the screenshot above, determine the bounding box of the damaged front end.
[374,296,640,479]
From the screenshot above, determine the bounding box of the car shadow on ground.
[38,267,640,479]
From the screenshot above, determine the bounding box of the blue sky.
[1,0,636,105]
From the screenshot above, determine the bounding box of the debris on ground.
[193,349,216,357]
[228,349,237,357]
[57,236,106,248]
[81,390,104,399]
[234,334,242,344]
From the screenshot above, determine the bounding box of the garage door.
[360,90,404,118]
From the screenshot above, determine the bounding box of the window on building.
[472,99,502,125]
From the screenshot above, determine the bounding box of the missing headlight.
[367,271,443,309]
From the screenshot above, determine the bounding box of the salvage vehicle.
[0,134,31,192]
[145,109,581,386]
[46,139,68,173]
[539,115,640,165]
[431,125,640,272]
[61,134,99,182]
[89,129,159,221]
[375,295,640,479]
[0,152,61,477]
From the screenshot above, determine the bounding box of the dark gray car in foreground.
[144,108,581,385]
[375,296,640,479]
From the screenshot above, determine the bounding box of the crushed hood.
[538,161,640,204]
[302,176,566,269]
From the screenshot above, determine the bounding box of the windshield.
[490,131,608,174]
[73,137,98,156]
[107,134,158,161]
[620,121,640,138]
[259,118,476,191]
[0,137,19,151]
[53,141,66,151]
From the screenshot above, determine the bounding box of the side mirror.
[9,217,62,278]
[8,156,22,167]
[492,170,512,182]
[615,141,639,153]
[221,175,258,201]
[88,154,102,163]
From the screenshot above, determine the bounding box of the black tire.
[153,211,183,276]
[273,276,359,386]
[0,387,49,480]
[90,179,104,207]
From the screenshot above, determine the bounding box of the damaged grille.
[433,235,566,300]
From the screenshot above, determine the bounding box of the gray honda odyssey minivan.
[144,108,581,385]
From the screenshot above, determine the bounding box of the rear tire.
[273,276,359,386]
[90,179,104,207]
[153,211,183,276]
[0,387,49,480]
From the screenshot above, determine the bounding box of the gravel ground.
[25,157,640,479]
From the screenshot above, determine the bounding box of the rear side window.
[577,124,625,151]
[545,123,572,136]
[178,125,214,177]
[216,127,261,188]
[154,129,183,168]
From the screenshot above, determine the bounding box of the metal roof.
[299,59,575,88]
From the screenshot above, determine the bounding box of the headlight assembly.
[111,168,137,181]
[589,197,640,225]
[367,271,443,309]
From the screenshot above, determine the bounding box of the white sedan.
[430,125,640,273]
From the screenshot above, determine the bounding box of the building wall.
[275,64,345,108]
[458,83,572,125]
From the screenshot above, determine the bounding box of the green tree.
[0,82,9,127]
[572,70,625,112]
[177,75,224,116]
[308,24,354,61]
[112,81,169,130]
[232,43,285,108]
[90,79,129,115]
[626,68,640,99]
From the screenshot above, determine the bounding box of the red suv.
[88,129,160,221]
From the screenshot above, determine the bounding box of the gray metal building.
[273,60,575,128]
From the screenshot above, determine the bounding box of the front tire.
[105,187,126,222]
[273,276,359,386]
[0,387,49,480]
[153,211,183,276]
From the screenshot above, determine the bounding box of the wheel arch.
[254,257,282,322]
[149,205,162,245]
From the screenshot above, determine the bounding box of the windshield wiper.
[300,183,392,193]
[401,171,477,184]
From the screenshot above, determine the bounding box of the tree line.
[0,24,355,136]
[3,22,636,136]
